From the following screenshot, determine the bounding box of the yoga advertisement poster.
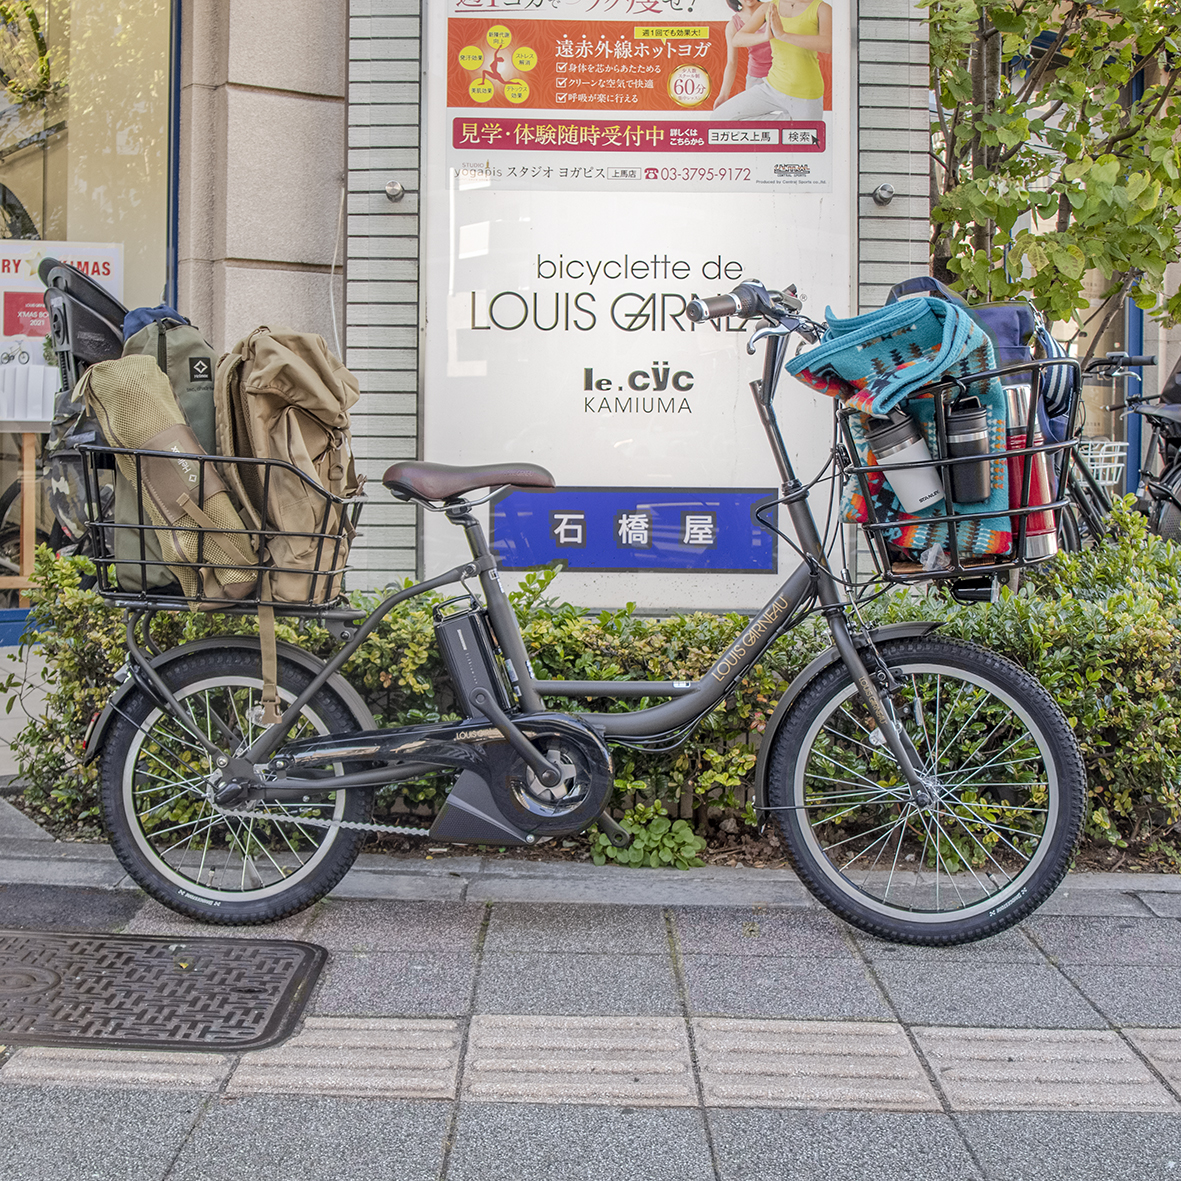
[419,0,853,607]
[442,0,837,192]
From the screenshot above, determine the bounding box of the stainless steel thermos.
[866,411,945,514]
[1003,383,1058,559]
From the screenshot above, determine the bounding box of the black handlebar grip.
[686,293,744,322]
[1122,355,1157,367]
[686,283,763,322]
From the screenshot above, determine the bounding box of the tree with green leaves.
[927,0,1181,358]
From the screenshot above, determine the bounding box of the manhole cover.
[0,929,326,1051]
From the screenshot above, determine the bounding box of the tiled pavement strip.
[4,800,1181,1176]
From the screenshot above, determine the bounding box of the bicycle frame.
[95,302,929,803]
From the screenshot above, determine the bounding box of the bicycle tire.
[766,636,1085,945]
[100,644,374,924]
[1150,467,1181,542]
[1057,504,1082,552]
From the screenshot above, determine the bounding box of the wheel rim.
[122,675,348,902]
[793,661,1059,923]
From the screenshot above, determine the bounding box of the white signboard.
[422,0,853,609]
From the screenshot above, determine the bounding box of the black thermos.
[945,398,991,504]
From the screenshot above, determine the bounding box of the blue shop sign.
[490,487,777,573]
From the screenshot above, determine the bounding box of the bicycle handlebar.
[689,281,770,323]
[1086,352,1157,372]
[686,280,804,323]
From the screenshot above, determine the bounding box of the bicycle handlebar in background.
[1086,352,1157,372]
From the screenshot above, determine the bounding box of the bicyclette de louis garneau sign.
[421,0,853,610]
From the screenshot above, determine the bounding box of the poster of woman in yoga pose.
[712,0,833,122]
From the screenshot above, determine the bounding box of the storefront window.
[0,0,172,590]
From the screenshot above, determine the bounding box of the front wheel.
[766,637,1085,945]
[100,645,374,924]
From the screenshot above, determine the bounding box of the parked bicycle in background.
[1057,353,1173,549]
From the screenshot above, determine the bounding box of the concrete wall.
[176,0,348,353]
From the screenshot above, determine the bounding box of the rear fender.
[752,622,941,818]
[82,636,376,764]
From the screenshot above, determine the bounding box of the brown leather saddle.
[383,460,554,503]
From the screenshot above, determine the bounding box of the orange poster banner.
[449,19,729,113]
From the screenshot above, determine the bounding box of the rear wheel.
[767,637,1085,945]
[100,645,373,924]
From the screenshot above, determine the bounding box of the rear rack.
[79,445,365,612]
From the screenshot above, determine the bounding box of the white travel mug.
[866,414,946,514]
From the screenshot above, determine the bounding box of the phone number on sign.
[645,167,752,181]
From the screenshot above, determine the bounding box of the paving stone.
[1025,915,1181,965]
[693,1017,939,1110]
[483,902,668,954]
[326,868,467,902]
[477,951,680,1016]
[466,864,814,908]
[672,906,850,958]
[0,883,144,931]
[1063,966,1181,1027]
[682,953,893,1021]
[448,1102,715,1181]
[958,1111,1181,1181]
[1033,888,1154,917]
[228,1016,461,1098]
[0,854,129,889]
[122,897,315,940]
[856,924,1042,963]
[0,799,51,841]
[311,950,476,1017]
[168,1092,450,1181]
[871,960,1105,1028]
[303,898,484,952]
[0,1045,231,1090]
[709,1109,984,1180]
[0,1084,205,1181]
[913,1026,1178,1111]
[1136,893,1181,919]
[462,1014,695,1105]
[1123,1027,1181,1096]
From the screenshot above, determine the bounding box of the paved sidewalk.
[3,802,1181,1179]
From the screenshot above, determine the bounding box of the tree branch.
[1016,6,1081,105]
[1080,272,1139,367]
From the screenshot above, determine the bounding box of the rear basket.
[79,445,365,612]
[839,357,1079,585]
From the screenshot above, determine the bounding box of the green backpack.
[116,310,219,590]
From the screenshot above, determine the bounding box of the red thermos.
[1003,383,1058,560]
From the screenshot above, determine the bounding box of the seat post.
[446,503,544,713]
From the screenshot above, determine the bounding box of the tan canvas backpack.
[214,327,361,605]
[77,355,258,603]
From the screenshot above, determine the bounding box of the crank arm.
[469,685,563,788]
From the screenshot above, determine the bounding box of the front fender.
[752,622,941,818]
[82,636,376,764]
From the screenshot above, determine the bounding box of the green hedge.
[7,500,1181,862]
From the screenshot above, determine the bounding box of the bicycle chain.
[212,804,432,839]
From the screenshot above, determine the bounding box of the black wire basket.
[837,357,1081,586]
[79,444,365,612]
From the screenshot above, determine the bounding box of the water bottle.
[1003,384,1058,559]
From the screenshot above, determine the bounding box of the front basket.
[839,357,1080,585]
